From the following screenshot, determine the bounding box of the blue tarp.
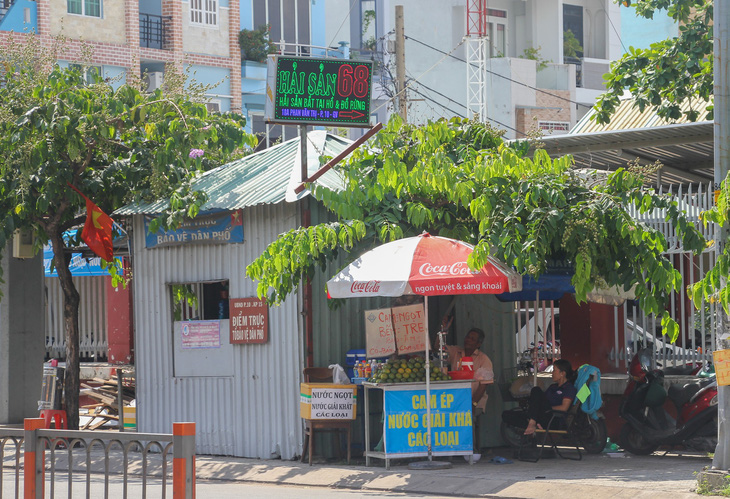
[496,272,574,302]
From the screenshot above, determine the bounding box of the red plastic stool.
[40,409,68,429]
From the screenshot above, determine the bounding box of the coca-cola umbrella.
[326,232,521,465]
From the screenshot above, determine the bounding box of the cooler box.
[346,349,367,379]
[300,383,357,420]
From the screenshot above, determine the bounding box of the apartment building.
[0,0,242,112]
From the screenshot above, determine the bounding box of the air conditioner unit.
[12,228,34,259]
[144,72,164,92]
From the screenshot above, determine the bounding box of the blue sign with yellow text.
[383,386,472,454]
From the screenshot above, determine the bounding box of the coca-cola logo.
[351,280,381,293]
[418,262,478,276]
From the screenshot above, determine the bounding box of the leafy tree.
[239,25,277,63]
[246,117,705,342]
[563,30,583,59]
[0,35,255,428]
[594,0,713,124]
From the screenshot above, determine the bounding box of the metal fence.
[45,276,108,361]
[1,420,195,499]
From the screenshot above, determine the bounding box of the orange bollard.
[172,422,196,499]
[24,418,45,499]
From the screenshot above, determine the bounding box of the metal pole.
[424,296,432,460]
[395,5,407,122]
[714,0,730,472]
[299,124,314,368]
[116,368,124,432]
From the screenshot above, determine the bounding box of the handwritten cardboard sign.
[364,308,397,358]
[392,304,427,354]
[714,349,730,386]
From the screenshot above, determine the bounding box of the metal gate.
[44,276,108,361]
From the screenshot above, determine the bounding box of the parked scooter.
[619,348,717,455]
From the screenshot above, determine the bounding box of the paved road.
[3,474,485,498]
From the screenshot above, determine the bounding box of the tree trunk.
[49,229,81,430]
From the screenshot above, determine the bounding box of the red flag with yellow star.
[68,184,114,262]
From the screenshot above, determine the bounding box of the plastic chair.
[40,409,68,429]
[301,367,352,465]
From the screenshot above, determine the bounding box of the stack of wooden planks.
[80,374,136,430]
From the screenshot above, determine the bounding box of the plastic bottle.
[364,361,372,379]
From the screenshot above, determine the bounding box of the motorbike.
[619,348,717,455]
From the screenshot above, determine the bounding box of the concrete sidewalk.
[194,449,711,498]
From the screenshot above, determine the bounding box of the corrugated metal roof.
[531,121,713,186]
[116,130,352,215]
[573,97,712,134]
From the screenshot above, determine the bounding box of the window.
[70,64,102,84]
[563,4,584,58]
[67,0,102,18]
[190,0,218,26]
[486,9,507,57]
[205,100,221,113]
[171,280,229,321]
[538,121,571,134]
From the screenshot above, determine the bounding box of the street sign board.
[266,55,372,127]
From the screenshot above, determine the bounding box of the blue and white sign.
[144,210,244,248]
[44,246,112,277]
[383,385,472,454]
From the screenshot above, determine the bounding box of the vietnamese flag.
[68,184,114,262]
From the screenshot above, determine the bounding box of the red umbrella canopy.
[327,233,522,298]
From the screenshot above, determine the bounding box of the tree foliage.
[594,0,713,124]
[0,34,255,428]
[247,117,706,342]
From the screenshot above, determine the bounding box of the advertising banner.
[268,56,373,127]
[144,210,243,248]
[383,385,472,454]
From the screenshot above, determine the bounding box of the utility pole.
[714,0,730,473]
[395,5,407,122]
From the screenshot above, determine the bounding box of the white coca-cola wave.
[326,233,521,299]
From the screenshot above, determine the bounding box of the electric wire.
[327,0,359,48]
[371,39,466,115]
[409,86,526,137]
[404,34,592,109]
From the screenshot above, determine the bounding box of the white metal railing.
[513,184,718,372]
[45,276,108,361]
[618,183,717,370]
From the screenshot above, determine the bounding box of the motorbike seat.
[668,381,701,408]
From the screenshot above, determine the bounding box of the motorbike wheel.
[577,416,608,454]
[500,421,525,448]
[619,423,659,455]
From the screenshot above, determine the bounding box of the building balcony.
[139,13,171,50]
[0,0,16,24]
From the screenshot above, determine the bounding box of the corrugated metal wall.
[131,202,303,458]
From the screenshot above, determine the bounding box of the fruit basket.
[366,355,451,383]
